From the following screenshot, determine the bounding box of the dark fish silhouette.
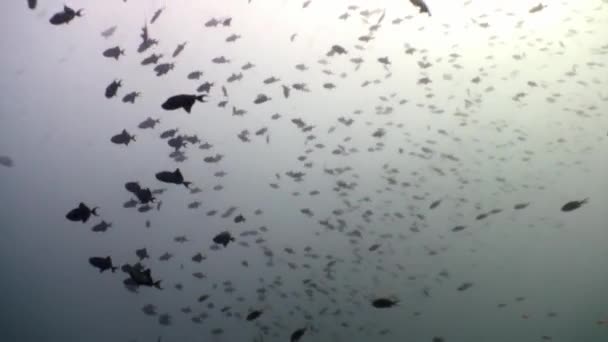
[136,248,149,260]
[188,71,204,80]
[138,25,158,53]
[0,155,14,167]
[290,327,307,342]
[372,298,398,308]
[410,0,431,16]
[91,220,112,232]
[561,199,588,212]
[327,44,347,56]
[213,231,235,247]
[246,310,263,321]
[101,26,116,39]
[161,94,206,113]
[160,128,178,139]
[49,5,83,25]
[110,129,136,146]
[28,0,37,10]
[105,80,121,98]
[151,7,164,24]
[197,82,214,93]
[457,282,473,291]
[172,41,187,58]
[123,263,162,289]
[529,3,546,13]
[89,256,117,273]
[154,63,174,76]
[66,202,98,223]
[122,91,140,104]
[155,168,191,188]
[141,53,162,65]
[102,46,124,60]
[138,117,160,129]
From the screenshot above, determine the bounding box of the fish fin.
[154,280,163,290]
[196,95,206,102]
[91,207,99,216]
[183,181,192,189]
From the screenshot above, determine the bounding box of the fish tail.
[183,181,192,189]
[77,9,83,16]
[91,207,99,216]
[196,95,206,102]
[154,280,163,290]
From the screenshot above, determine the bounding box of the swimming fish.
[49,5,83,25]
[410,0,431,16]
[161,94,206,113]
[561,199,588,212]
[155,168,192,188]
[105,80,121,98]
[88,256,117,273]
[102,46,125,60]
[66,202,98,223]
[110,129,136,146]
[371,298,398,308]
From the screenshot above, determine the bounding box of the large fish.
[161,94,206,113]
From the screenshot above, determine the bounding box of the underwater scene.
[1,0,608,341]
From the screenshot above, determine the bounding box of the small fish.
[197,82,214,93]
[66,203,98,223]
[159,252,172,261]
[254,94,271,104]
[529,3,546,13]
[110,129,136,146]
[154,63,174,76]
[102,46,125,60]
[49,5,83,25]
[213,231,235,247]
[141,53,162,65]
[429,199,441,209]
[122,91,140,104]
[136,248,149,261]
[161,94,206,113]
[187,71,204,80]
[234,214,245,223]
[451,225,467,232]
[150,7,164,24]
[327,44,347,56]
[371,298,398,308]
[105,80,122,98]
[513,203,530,210]
[368,244,381,251]
[138,117,160,129]
[91,220,112,232]
[561,199,588,212]
[88,256,117,273]
[246,310,263,321]
[290,327,307,342]
[0,156,14,168]
[457,282,473,291]
[101,26,117,39]
[160,128,178,139]
[155,168,192,188]
[172,41,187,58]
[410,0,431,16]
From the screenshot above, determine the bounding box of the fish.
[290,327,307,342]
[158,252,172,261]
[529,3,546,13]
[100,26,117,39]
[246,310,263,321]
[154,63,174,76]
[66,203,98,223]
[187,71,203,80]
[371,298,398,308]
[105,80,121,98]
[254,94,270,104]
[138,25,158,53]
[27,0,37,9]
[410,0,431,16]
[0,156,14,167]
[110,129,136,146]
[102,46,124,60]
[155,168,192,188]
[142,304,157,316]
[150,7,164,24]
[327,45,347,56]
[122,91,140,103]
[138,117,160,129]
[451,225,467,232]
[197,82,214,93]
[213,231,235,247]
[123,263,162,289]
[91,220,112,232]
[561,199,588,212]
[141,53,162,65]
[457,282,473,291]
[513,203,530,210]
[136,248,149,260]
[161,94,206,113]
[234,214,245,223]
[88,256,117,273]
[160,128,178,139]
[172,41,187,58]
[49,5,83,25]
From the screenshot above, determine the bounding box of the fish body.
[66,202,98,223]
[122,91,140,103]
[161,94,206,113]
[89,256,117,272]
[141,53,162,65]
[371,298,398,308]
[155,168,191,188]
[561,199,588,212]
[102,46,124,60]
[213,231,235,247]
[105,80,121,98]
[50,5,82,25]
[111,129,135,145]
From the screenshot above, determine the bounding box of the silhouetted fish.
[161,94,206,113]
[66,202,98,223]
[49,5,83,25]
[410,0,431,16]
[246,310,263,321]
[561,199,588,212]
[150,7,164,24]
[122,91,140,103]
[101,26,116,39]
[0,156,14,167]
[213,231,235,247]
[105,80,121,98]
[89,256,117,272]
[155,168,191,188]
[110,129,136,146]
[102,46,124,60]
[371,298,398,308]
[290,327,307,342]
[91,220,112,232]
[172,41,187,58]
[141,53,162,65]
